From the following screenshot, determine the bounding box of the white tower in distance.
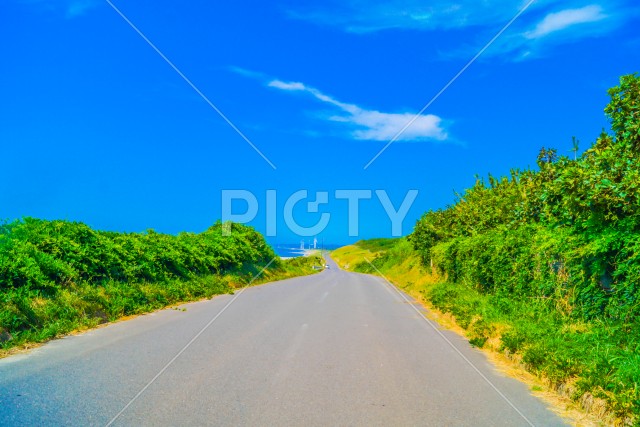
[313,237,317,249]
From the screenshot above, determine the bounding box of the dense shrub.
[0,219,276,291]
[0,219,282,347]
[410,73,640,322]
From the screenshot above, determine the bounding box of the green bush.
[0,219,282,349]
[0,219,276,291]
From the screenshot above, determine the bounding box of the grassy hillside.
[0,218,322,354]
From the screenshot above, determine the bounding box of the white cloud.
[441,2,622,60]
[285,0,629,60]
[267,79,447,142]
[525,5,607,39]
[341,110,446,141]
[268,80,308,91]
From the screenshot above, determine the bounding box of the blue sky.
[1,0,639,245]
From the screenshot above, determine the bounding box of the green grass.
[350,238,401,253]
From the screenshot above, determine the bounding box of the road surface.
[0,256,566,426]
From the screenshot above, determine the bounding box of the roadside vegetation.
[0,218,321,355]
[335,73,640,425]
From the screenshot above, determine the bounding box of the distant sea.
[274,243,342,258]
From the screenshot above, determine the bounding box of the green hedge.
[0,218,279,347]
[0,218,276,291]
[410,73,640,322]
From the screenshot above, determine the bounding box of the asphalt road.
[0,255,567,426]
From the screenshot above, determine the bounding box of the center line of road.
[363,258,536,427]
[105,257,277,427]
[319,291,329,303]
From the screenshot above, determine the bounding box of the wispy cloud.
[285,0,630,60]
[266,78,447,142]
[479,3,620,60]
[227,66,269,80]
[524,5,607,39]
[284,0,529,33]
[237,67,446,142]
